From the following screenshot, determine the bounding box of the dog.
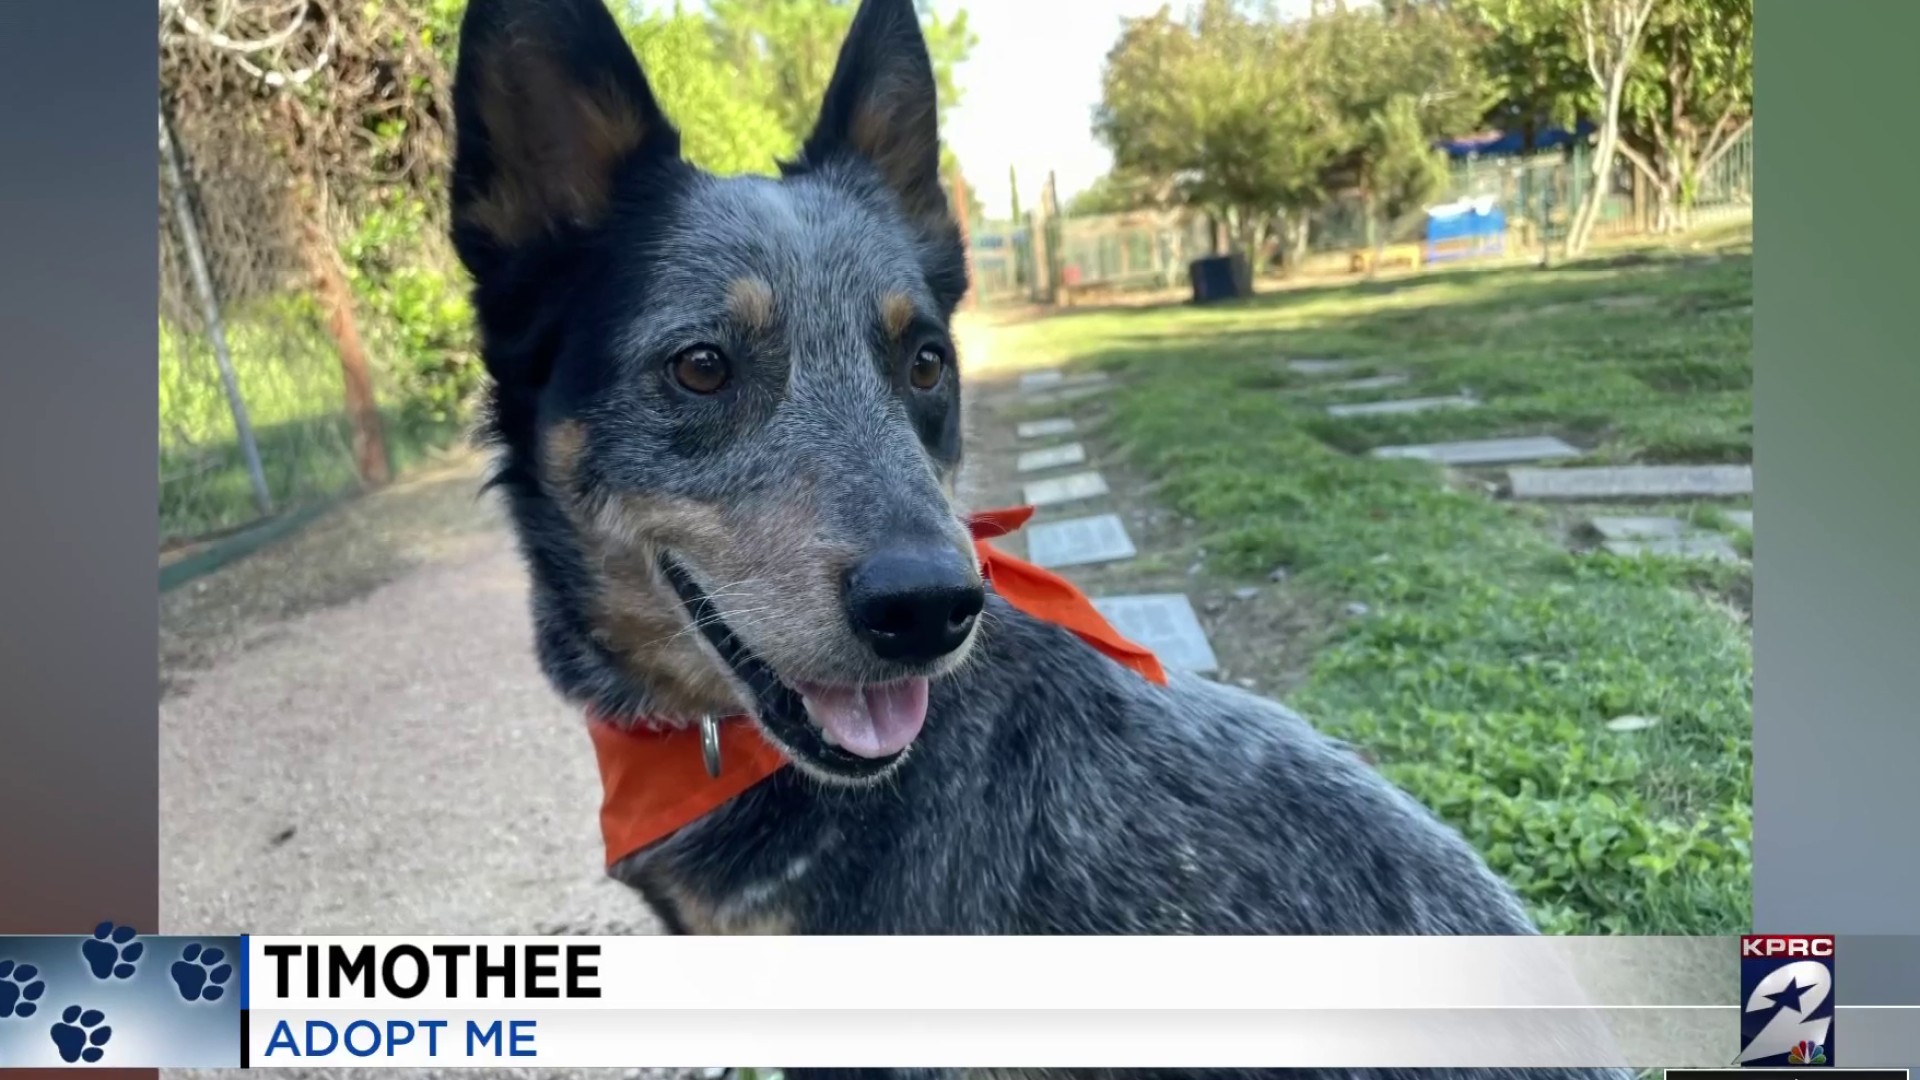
[449,1,1631,1077]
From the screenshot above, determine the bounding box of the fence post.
[951,169,977,312]
[158,102,274,517]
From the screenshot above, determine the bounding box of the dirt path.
[160,452,660,942]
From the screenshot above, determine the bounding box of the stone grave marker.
[1016,443,1087,473]
[1092,594,1220,673]
[1025,513,1138,569]
[1588,516,1690,541]
[1023,470,1110,508]
[1040,384,1109,403]
[1287,359,1358,376]
[1327,374,1410,393]
[1327,394,1479,419]
[1508,464,1753,500]
[1019,370,1064,391]
[1371,435,1581,467]
[1018,417,1076,439]
[1602,535,1743,562]
[1724,510,1753,531]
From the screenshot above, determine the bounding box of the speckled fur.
[451,3,1629,1079]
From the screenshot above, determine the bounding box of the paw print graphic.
[81,922,143,980]
[49,1005,112,1064]
[170,943,234,1003]
[0,960,47,1019]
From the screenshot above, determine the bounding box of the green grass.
[989,233,1753,935]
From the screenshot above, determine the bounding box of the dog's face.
[450,0,979,782]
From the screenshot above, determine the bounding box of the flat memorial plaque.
[1328,374,1411,392]
[1019,370,1065,391]
[1092,593,1220,673]
[1287,359,1357,376]
[1602,535,1743,562]
[1018,417,1077,439]
[1589,516,1689,541]
[1034,383,1110,404]
[1025,513,1138,569]
[1370,436,1581,466]
[1023,470,1109,507]
[1327,394,1479,418]
[1016,443,1087,473]
[1508,464,1754,500]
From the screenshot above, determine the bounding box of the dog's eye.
[908,346,945,391]
[670,346,731,395]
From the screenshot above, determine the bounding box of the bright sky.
[943,0,1321,217]
[940,0,1172,218]
[629,0,1319,216]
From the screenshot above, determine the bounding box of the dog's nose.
[845,546,986,664]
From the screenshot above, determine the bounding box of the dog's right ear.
[450,0,677,284]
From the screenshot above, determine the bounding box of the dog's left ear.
[797,0,952,238]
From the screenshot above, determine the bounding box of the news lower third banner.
[0,933,1914,1069]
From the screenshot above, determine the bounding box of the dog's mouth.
[658,555,923,779]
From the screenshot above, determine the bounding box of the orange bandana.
[586,505,1167,867]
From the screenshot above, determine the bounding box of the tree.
[1563,0,1660,254]
[1618,0,1753,231]
[1456,0,1590,151]
[1364,94,1452,263]
[1095,0,1331,286]
[706,0,977,178]
[1008,164,1021,222]
[621,9,795,175]
[1064,170,1168,218]
[1302,2,1492,272]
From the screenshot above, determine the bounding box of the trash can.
[1189,254,1248,304]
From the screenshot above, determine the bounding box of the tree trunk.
[1568,72,1627,255]
[1364,190,1385,280]
[1232,210,1259,295]
[1567,0,1658,257]
[1283,213,1312,277]
[300,191,390,488]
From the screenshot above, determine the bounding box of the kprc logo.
[1742,936,1835,959]
[1739,934,1836,1067]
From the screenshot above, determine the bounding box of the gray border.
[0,0,161,979]
[1754,4,1920,937]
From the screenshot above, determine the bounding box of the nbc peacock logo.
[1789,1041,1829,1066]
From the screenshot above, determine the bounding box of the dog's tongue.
[797,677,929,758]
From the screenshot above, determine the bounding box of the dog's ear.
[450,0,677,276]
[797,0,951,237]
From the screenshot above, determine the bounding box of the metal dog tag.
[700,714,723,778]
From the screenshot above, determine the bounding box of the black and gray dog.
[451,0,1623,1076]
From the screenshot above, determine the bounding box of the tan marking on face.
[880,291,916,341]
[726,276,776,335]
[573,493,747,719]
[460,53,645,246]
[541,419,588,498]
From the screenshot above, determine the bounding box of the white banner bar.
[245,935,1734,1012]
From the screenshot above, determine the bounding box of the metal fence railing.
[978,127,1753,306]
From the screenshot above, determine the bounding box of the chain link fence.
[158,0,475,554]
[159,102,357,547]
